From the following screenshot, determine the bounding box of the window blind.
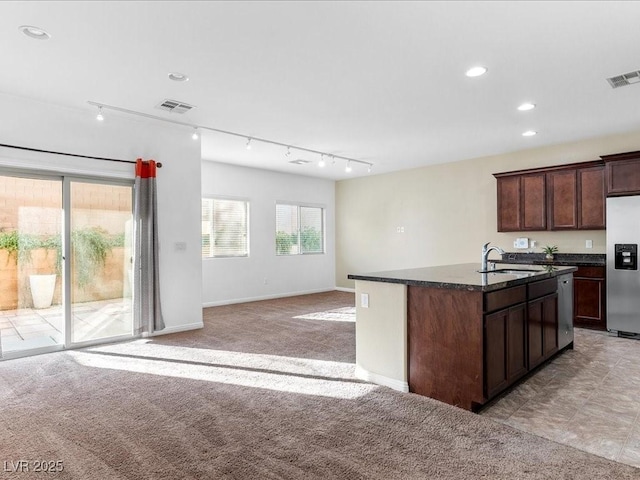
[202,198,248,257]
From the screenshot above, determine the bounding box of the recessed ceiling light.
[522,130,537,137]
[518,103,536,111]
[168,72,189,82]
[19,25,51,40]
[465,66,488,77]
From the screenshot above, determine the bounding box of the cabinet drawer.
[528,278,557,300]
[575,266,605,279]
[485,285,526,313]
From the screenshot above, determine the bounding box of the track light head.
[96,106,104,122]
[318,154,326,168]
[192,127,199,140]
[285,146,291,157]
[246,138,252,150]
[367,164,372,173]
[345,160,352,173]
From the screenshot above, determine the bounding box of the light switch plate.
[360,293,369,308]
[514,237,529,249]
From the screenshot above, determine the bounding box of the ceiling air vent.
[289,159,311,165]
[154,99,195,114]
[607,70,640,89]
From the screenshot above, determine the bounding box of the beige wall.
[336,129,640,288]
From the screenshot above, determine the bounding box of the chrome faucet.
[481,242,505,272]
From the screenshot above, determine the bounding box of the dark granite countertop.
[495,252,605,267]
[347,263,577,293]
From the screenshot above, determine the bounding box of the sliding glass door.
[0,172,134,359]
[0,175,63,354]
[68,180,133,344]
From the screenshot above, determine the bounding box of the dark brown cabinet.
[602,151,640,196]
[496,176,521,231]
[408,275,564,411]
[547,169,577,230]
[577,166,606,229]
[496,173,546,231]
[484,303,527,399]
[527,278,558,370]
[574,266,606,330]
[495,161,605,232]
[522,174,547,230]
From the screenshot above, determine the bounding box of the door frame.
[0,168,136,360]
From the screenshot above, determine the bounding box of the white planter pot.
[29,274,57,309]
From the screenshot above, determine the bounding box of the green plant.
[300,226,322,253]
[0,227,118,288]
[71,227,114,287]
[542,245,558,255]
[276,230,295,255]
[0,230,45,264]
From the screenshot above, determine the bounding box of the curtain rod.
[0,143,163,168]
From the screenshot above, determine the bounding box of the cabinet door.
[542,293,558,359]
[485,303,527,399]
[506,303,527,383]
[522,173,546,230]
[574,266,606,330]
[485,309,508,398]
[528,298,545,369]
[577,166,606,229]
[548,170,577,230]
[605,157,640,196]
[497,176,521,232]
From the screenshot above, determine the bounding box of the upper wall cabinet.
[577,165,606,229]
[496,173,546,231]
[494,161,605,232]
[601,151,640,196]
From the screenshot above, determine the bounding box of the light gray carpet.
[0,291,638,479]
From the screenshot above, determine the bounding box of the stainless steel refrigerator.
[607,195,640,335]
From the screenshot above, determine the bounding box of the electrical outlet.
[586,240,593,249]
[514,237,529,249]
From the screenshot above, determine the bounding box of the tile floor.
[481,327,640,469]
[0,298,132,353]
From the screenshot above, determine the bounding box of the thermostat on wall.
[514,237,529,249]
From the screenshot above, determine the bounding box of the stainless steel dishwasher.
[557,273,574,349]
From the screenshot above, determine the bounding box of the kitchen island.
[348,263,577,411]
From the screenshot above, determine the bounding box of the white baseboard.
[355,365,409,393]
[150,322,203,336]
[202,288,338,308]
[335,287,355,293]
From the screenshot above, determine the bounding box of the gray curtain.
[133,158,165,333]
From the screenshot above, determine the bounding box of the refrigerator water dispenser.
[614,244,638,270]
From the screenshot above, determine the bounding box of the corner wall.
[0,92,203,332]
[336,129,640,289]
[201,161,336,306]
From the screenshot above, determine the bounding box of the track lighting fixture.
[367,164,372,173]
[86,101,375,173]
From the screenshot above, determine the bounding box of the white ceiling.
[1,1,640,180]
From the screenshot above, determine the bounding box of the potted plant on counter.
[542,245,558,261]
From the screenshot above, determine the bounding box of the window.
[202,198,249,258]
[276,204,324,255]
